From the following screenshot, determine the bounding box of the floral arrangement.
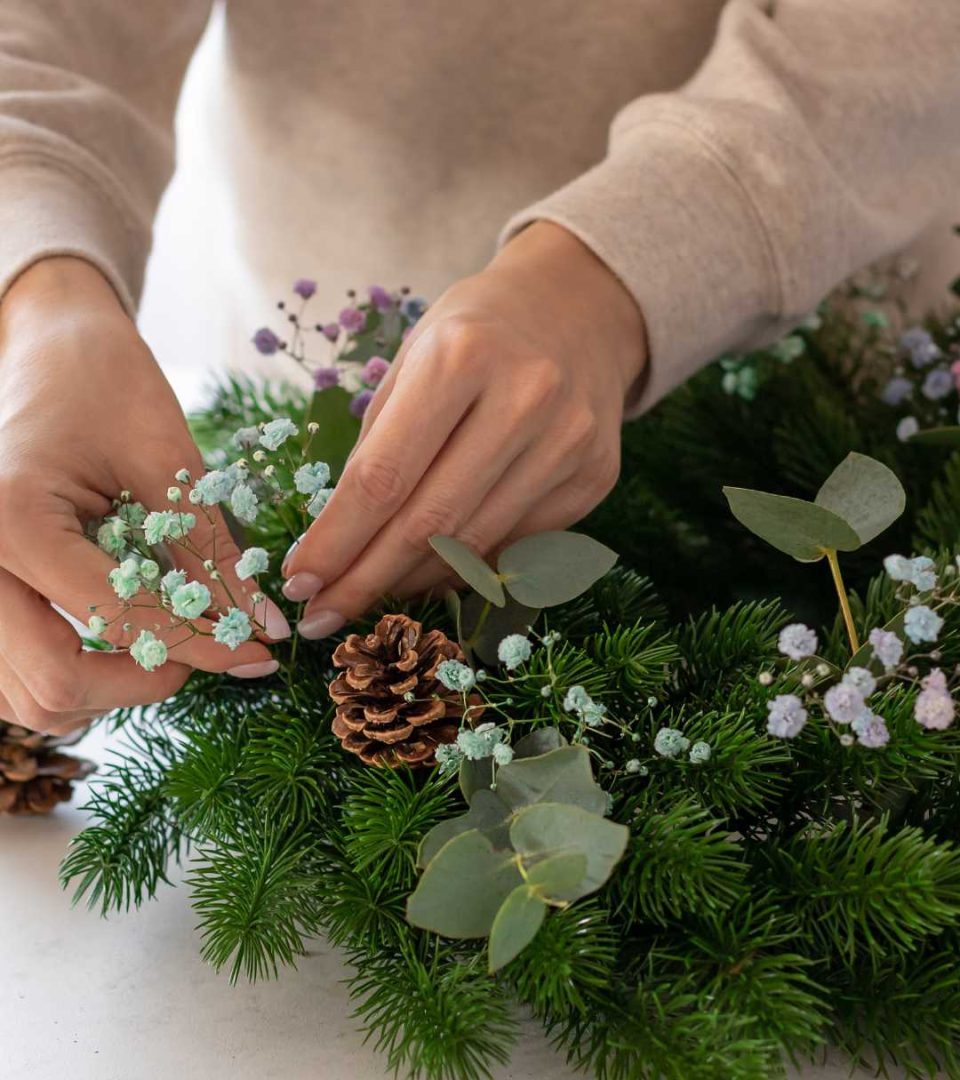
[48,270,960,1079]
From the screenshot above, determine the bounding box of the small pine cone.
[329,614,480,767]
[0,723,96,816]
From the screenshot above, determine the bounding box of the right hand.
[0,257,289,735]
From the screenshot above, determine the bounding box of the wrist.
[0,257,129,337]
[489,221,647,400]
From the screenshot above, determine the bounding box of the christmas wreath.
[32,256,960,1079]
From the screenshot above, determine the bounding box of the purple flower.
[368,285,393,312]
[339,307,366,333]
[853,712,890,748]
[321,323,340,342]
[881,376,913,406]
[293,278,317,300]
[402,297,427,322]
[766,694,808,739]
[901,327,940,368]
[252,327,281,355]
[350,389,374,417]
[361,355,390,387]
[314,366,340,391]
[922,367,954,401]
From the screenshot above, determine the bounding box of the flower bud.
[203,559,215,572]
[307,422,320,434]
[167,486,182,504]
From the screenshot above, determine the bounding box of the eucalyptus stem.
[825,548,860,654]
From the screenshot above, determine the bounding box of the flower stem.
[825,548,860,655]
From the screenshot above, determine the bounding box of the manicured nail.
[282,572,324,602]
[282,535,305,576]
[297,610,345,640]
[227,659,280,679]
[261,596,292,640]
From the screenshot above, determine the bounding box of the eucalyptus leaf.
[494,746,608,815]
[722,487,861,562]
[497,532,618,607]
[461,591,540,665]
[511,803,629,900]
[418,789,511,868]
[814,452,905,545]
[406,830,522,938]
[513,728,568,760]
[305,386,361,482]
[459,755,497,804]
[488,886,546,973]
[907,426,960,447]
[429,536,505,607]
[525,851,589,902]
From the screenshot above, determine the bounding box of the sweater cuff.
[499,120,785,416]
[0,157,149,315]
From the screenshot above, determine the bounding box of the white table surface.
[2,723,910,1080]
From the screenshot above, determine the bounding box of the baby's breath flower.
[497,633,532,671]
[539,685,552,698]
[263,465,276,479]
[230,482,259,525]
[801,672,816,689]
[252,450,267,463]
[437,660,476,692]
[563,685,592,713]
[202,559,215,572]
[167,486,182,504]
[842,666,876,697]
[294,461,332,495]
[87,615,107,637]
[870,627,904,669]
[653,727,690,759]
[881,376,913,406]
[824,682,867,725]
[130,629,168,672]
[914,669,955,730]
[766,694,808,738]
[758,671,773,686]
[161,569,187,596]
[175,469,191,484]
[688,741,711,765]
[901,327,940,368]
[236,547,269,581]
[361,356,390,386]
[904,604,943,644]
[434,742,463,776]
[191,468,240,506]
[853,712,890,748]
[492,742,514,766]
[541,631,561,648]
[171,581,212,620]
[778,623,818,661]
[138,559,161,583]
[108,559,142,601]
[922,367,953,401]
[896,416,919,442]
[252,327,281,355]
[97,517,129,556]
[625,759,642,774]
[259,418,298,451]
[144,510,195,546]
[581,702,607,727]
[307,422,320,434]
[306,487,334,517]
[117,501,147,527]
[213,608,253,650]
[233,426,261,450]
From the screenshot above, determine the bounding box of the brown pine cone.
[329,614,479,768]
[0,723,96,816]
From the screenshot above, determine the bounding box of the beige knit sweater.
[1,0,959,409]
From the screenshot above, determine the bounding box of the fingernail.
[297,610,345,640]
[282,573,324,602]
[261,596,292,640]
[282,535,305,576]
[227,659,280,679]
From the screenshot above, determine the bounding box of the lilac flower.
[350,389,374,417]
[321,323,340,342]
[852,712,890,748]
[339,307,366,333]
[922,367,954,401]
[901,327,940,368]
[842,667,876,697]
[869,627,904,669]
[766,694,808,738]
[253,327,281,355]
[368,285,393,312]
[361,356,390,387]
[293,278,317,300]
[824,682,867,725]
[904,604,943,644]
[896,416,919,442]
[314,366,340,390]
[881,376,913,406]
[778,623,818,661]
[914,668,955,730]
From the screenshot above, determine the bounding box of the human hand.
[283,222,647,636]
[0,258,289,734]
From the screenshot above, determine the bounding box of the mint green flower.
[306,487,334,517]
[117,501,148,528]
[294,461,332,495]
[259,418,298,451]
[171,581,212,620]
[654,727,690,759]
[434,742,463,776]
[138,559,161,583]
[108,558,142,600]
[497,633,531,671]
[213,607,253,650]
[437,660,476,692]
[689,741,711,765]
[167,486,182,504]
[236,547,269,580]
[230,482,259,525]
[87,615,107,637]
[161,569,187,596]
[456,722,503,760]
[130,629,168,672]
[97,517,129,556]
[144,510,196,545]
[492,742,514,766]
[563,685,592,713]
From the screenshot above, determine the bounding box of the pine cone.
[0,722,96,816]
[329,614,478,767]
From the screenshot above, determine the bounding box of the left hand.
[283,222,647,638]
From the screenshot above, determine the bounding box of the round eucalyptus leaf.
[494,745,608,815]
[497,532,617,607]
[525,851,589,902]
[418,789,511,868]
[723,487,861,562]
[488,885,547,973]
[512,727,568,760]
[815,452,905,545]
[461,591,540,664]
[429,536,505,607]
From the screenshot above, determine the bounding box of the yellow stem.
[825,548,860,655]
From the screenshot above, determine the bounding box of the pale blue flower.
[213,607,253,650]
[688,741,712,765]
[766,694,808,738]
[625,759,642,774]
[87,615,107,637]
[852,712,890,748]
[175,469,191,484]
[884,554,937,592]
[233,426,261,450]
[497,634,532,671]
[581,701,607,727]
[130,629,168,672]
[190,468,240,506]
[492,742,514,766]
[306,487,334,517]
[434,742,463,776]
[144,510,196,546]
[842,666,876,697]
[654,727,690,758]
[563,685,592,714]
[881,376,914,406]
[117,501,147,528]
[161,569,187,596]
[897,416,919,442]
[171,581,212,620]
[259,418,298,451]
[436,660,476,692]
[778,623,818,661]
[824,682,867,725]
[97,517,129,556]
[294,461,332,495]
[869,627,904,669]
[904,604,943,644]
[230,482,259,525]
[922,367,954,401]
[236,547,269,580]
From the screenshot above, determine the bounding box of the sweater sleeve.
[500,0,960,413]
[0,0,211,313]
